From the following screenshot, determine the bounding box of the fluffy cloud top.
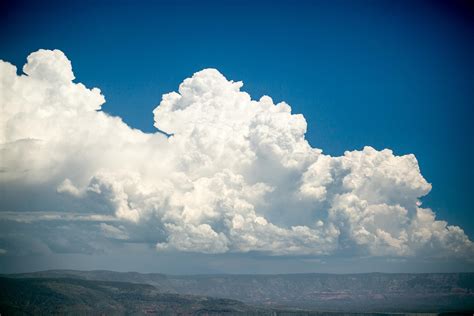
[0,49,472,259]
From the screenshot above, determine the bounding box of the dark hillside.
[7,271,474,313]
[0,277,259,315]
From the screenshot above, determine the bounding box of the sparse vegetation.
[2,271,474,315]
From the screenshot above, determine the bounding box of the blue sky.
[1,0,473,273]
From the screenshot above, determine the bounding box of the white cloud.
[100,223,129,240]
[0,211,119,223]
[0,49,472,259]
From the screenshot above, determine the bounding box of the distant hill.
[0,276,260,315]
[4,270,474,313]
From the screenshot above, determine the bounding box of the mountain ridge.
[3,270,474,313]
[0,276,262,315]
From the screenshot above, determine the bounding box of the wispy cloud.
[0,212,120,223]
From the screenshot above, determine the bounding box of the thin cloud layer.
[0,49,472,259]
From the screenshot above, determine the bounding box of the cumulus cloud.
[0,49,473,259]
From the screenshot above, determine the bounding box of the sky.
[0,0,473,274]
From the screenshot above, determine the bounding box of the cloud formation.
[0,49,473,259]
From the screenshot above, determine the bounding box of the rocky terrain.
[0,276,260,315]
[3,270,474,314]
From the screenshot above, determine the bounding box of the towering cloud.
[0,49,472,259]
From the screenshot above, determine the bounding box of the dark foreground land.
[1,271,474,315]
